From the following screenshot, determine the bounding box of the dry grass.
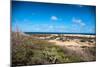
[11,32,96,66]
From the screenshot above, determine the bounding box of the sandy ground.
[48,40,95,47]
[48,40,95,60]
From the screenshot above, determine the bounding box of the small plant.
[80,39,86,42]
[81,46,87,48]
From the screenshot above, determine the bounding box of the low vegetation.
[11,32,96,66]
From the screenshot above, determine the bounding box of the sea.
[24,32,96,35]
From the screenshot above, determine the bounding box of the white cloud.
[72,17,85,26]
[51,16,58,21]
[49,25,54,29]
[31,24,68,32]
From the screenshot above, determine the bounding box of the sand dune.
[48,40,95,47]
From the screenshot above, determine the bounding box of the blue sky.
[12,1,96,33]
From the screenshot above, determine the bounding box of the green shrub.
[12,33,95,66]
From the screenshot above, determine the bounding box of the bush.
[12,33,95,66]
[80,39,86,42]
